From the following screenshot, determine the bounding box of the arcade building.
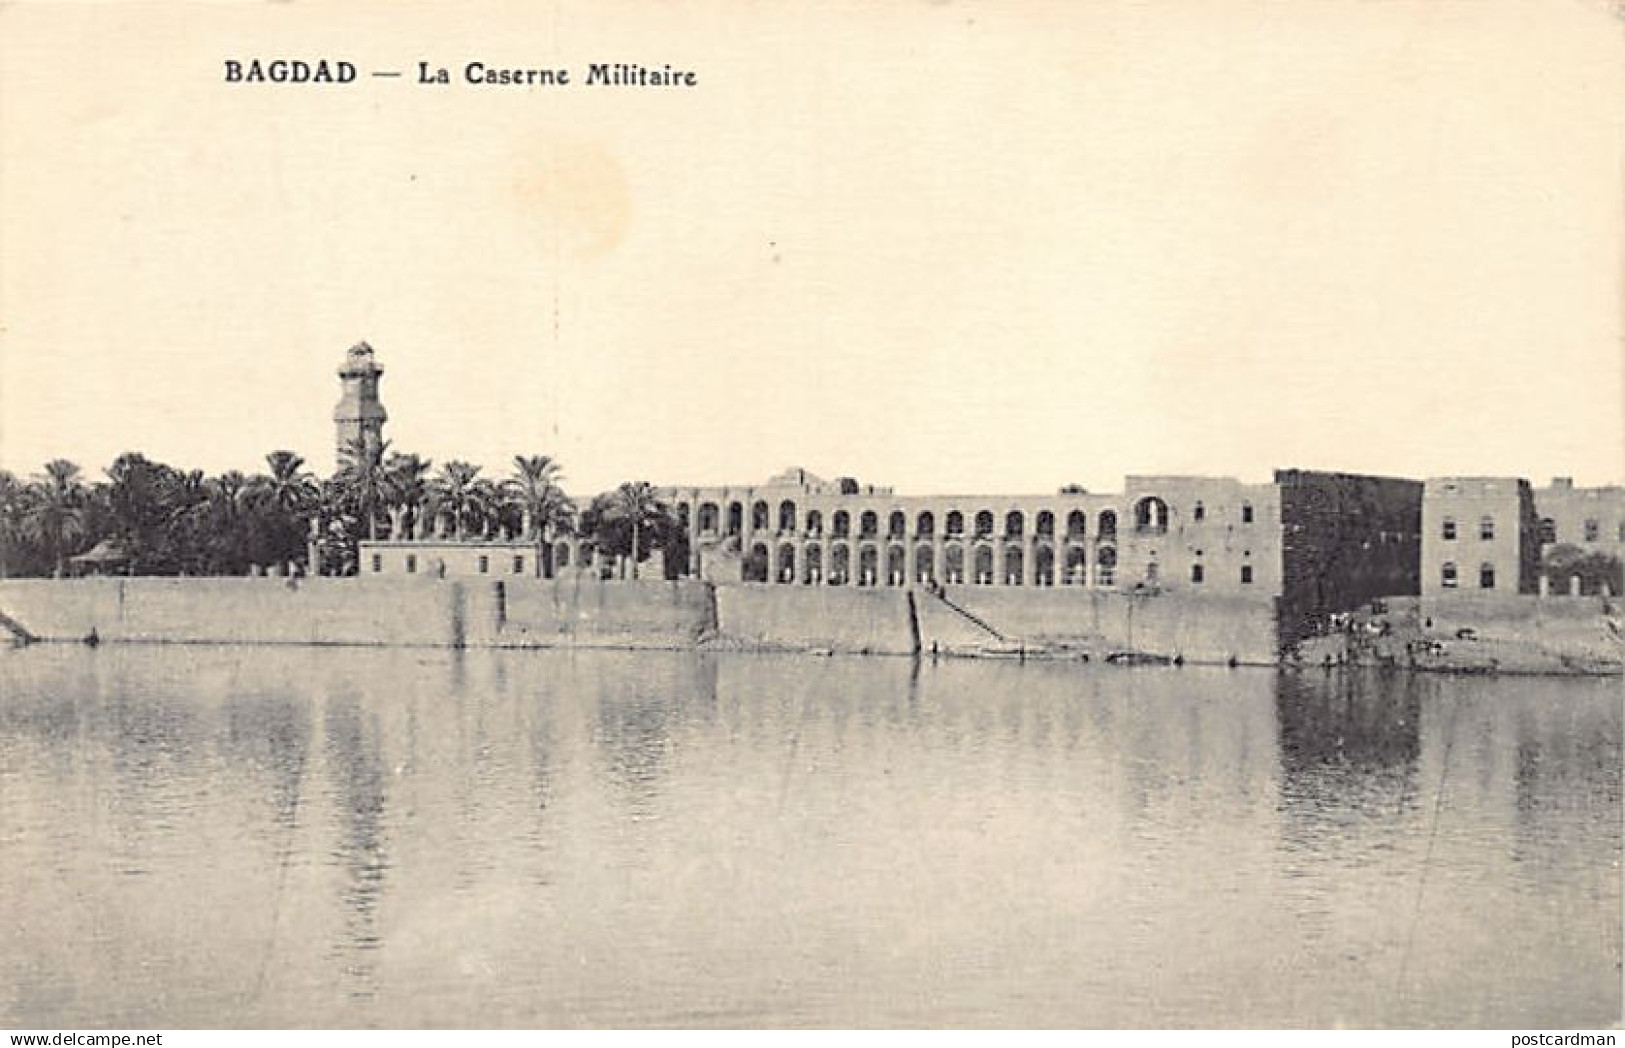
[332,340,1430,644]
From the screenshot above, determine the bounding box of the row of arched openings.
[684,495,1252,540]
[686,502,1126,541]
[740,540,1117,586]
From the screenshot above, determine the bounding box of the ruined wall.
[1277,469,1423,648]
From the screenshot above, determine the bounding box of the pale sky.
[2,0,1621,496]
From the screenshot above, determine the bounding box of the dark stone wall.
[1274,469,1423,649]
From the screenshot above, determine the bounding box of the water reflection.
[322,693,390,999]
[0,646,1616,1028]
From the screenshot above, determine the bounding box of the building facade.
[663,467,1284,596]
[1534,478,1625,560]
[1421,476,1623,597]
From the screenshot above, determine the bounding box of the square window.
[405,555,417,574]
[371,555,382,573]
[1191,564,1204,584]
[1240,565,1253,585]
[513,555,525,574]
[478,555,489,574]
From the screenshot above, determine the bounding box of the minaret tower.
[332,341,388,471]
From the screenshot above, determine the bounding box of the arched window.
[1063,545,1087,585]
[1005,546,1024,585]
[778,500,797,533]
[747,542,769,583]
[726,502,743,536]
[917,511,935,537]
[1441,561,1458,588]
[698,502,719,533]
[1538,518,1556,544]
[806,509,823,536]
[915,544,936,584]
[1035,544,1055,585]
[1096,545,1117,586]
[777,544,795,583]
[1005,510,1024,537]
[1037,511,1055,537]
[1066,510,1086,538]
[974,510,994,538]
[888,511,906,538]
[858,546,878,586]
[973,545,993,584]
[946,510,964,536]
[1479,562,1495,589]
[831,544,851,584]
[1479,515,1494,541]
[946,544,965,584]
[1098,510,1117,539]
[886,545,906,585]
[1442,517,1457,541]
[677,503,691,529]
[752,500,770,530]
[859,510,878,538]
[833,510,850,537]
[804,543,823,584]
[1134,497,1169,534]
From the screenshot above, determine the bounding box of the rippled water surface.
[0,646,1618,1028]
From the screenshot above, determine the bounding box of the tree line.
[0,439,687,579]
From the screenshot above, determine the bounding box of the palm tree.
[429,461,491,539]
[506,454,575,568]
[247,450,319,570]
[334,437,392,540]
[587,481,676,579]
[102,452,181,571]
[23,459,87,576]
[0,470,27,577]
[385,452,433,537]
[256,450,317,515]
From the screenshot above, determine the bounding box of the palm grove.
[0,439,688,579]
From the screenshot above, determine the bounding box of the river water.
[0,645,1618,1028]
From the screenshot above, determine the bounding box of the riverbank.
[1294,594,1622,676]
[3,577,1618,674]
[0,575,1279,664]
